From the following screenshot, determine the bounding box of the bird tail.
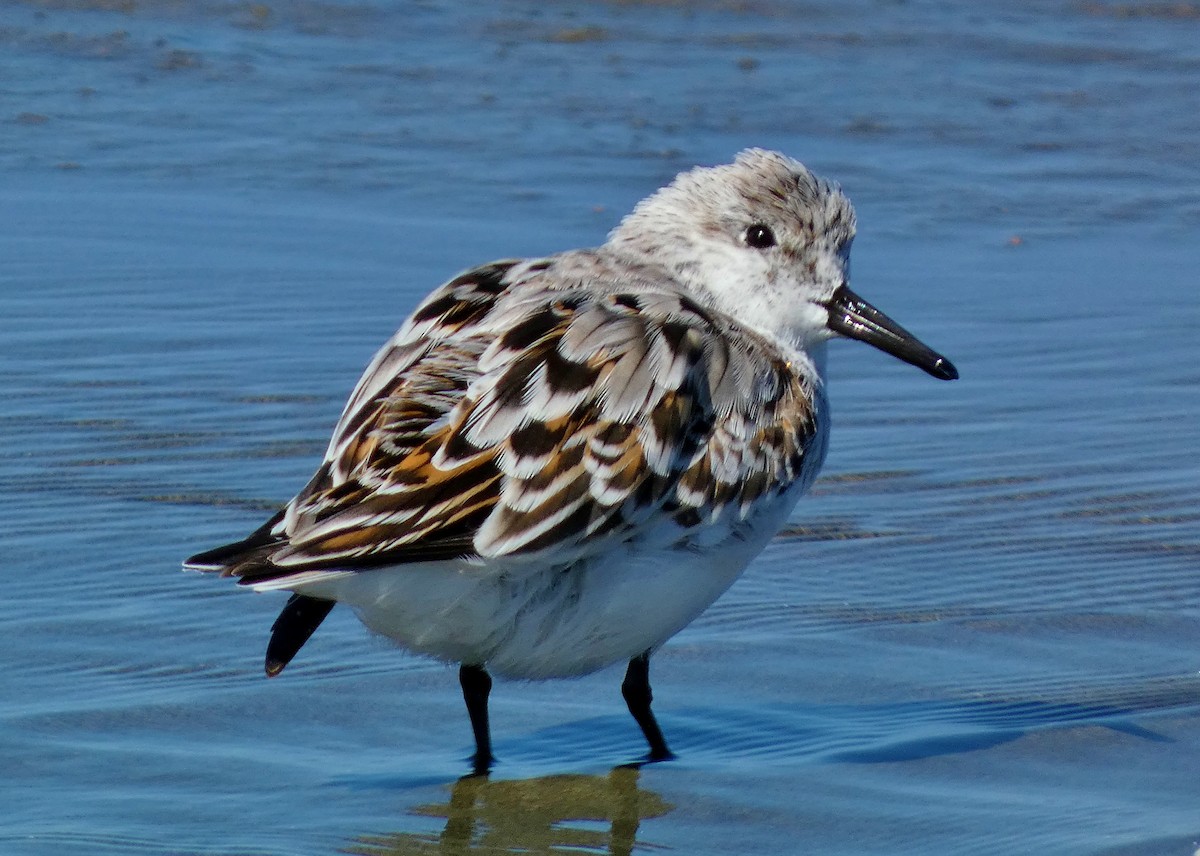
[184,510,336,676]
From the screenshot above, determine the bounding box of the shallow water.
[2,1,1199,854]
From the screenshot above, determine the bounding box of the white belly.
[294,489,803,679]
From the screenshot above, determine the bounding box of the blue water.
[2,2,1198,854]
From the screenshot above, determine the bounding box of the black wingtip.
[182,546,239,573]
[184,509,288,573]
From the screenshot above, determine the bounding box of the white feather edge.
[247,569,356,592]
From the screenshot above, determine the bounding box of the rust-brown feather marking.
[230,259,822,584]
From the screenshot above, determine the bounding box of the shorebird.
[185,149,957,771]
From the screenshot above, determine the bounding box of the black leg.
[622,651,674,761]
[265,594,335,677]
[459,663,494,774]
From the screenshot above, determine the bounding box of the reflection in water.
[346,768,671,856]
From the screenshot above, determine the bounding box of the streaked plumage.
[186,149,957,768]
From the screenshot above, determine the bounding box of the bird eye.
[744,223,776,249]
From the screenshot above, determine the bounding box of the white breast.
[295,484,806,679]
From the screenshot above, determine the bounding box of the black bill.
[826,285,958,380]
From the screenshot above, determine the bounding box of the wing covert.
[234,261,823,584]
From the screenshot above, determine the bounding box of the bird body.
[295,493,800,680]
[186,150,956,767]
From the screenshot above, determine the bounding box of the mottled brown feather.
[226,256,820,584]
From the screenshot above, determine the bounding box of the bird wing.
[193,257,822,586]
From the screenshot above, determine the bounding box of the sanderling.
[185,149,957,770]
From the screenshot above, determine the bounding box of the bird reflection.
[346,767,672,856]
